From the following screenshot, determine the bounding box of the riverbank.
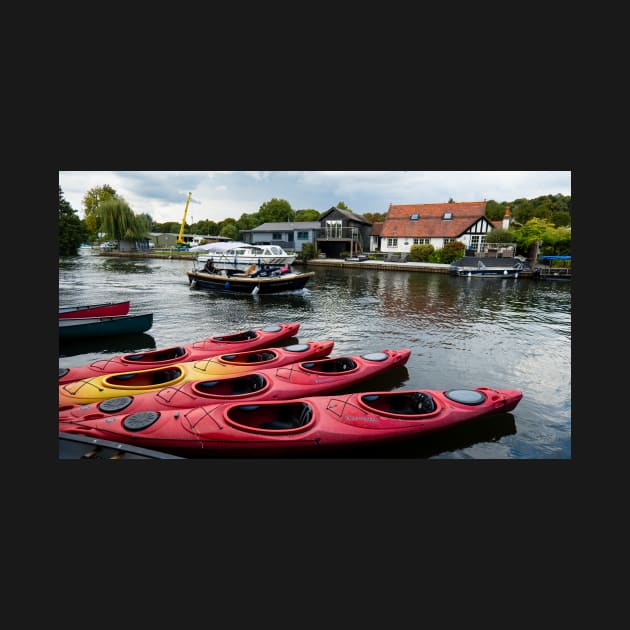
[302,258,452,273]
[96,251,538,277]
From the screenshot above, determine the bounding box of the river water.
[58,250,571,459]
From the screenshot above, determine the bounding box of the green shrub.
[299,242,316,262]
[439,241,466,264]
[408,244,434,262]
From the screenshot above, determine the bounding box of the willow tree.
[98,197,148,243]
[83,184,117,240]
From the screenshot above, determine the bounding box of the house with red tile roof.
[377,201,510,255]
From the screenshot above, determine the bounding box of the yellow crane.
[176,192,192,247]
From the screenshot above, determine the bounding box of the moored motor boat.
[59,348,411,420]
[59,300,131,319]
[59,387,523,457]
[58,341,334,408]
[58,322,300,385]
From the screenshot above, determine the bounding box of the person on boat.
[203,258,218,274]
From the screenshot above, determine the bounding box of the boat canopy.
[189,241,250,253]
[539,255,571,261]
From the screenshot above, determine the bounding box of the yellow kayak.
[59,341,334,408]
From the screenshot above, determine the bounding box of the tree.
[511,217,571,256]
[157,221,181,234]
[98,197,149,243]
[363,212,387,223]
[235,212,260,231]
[258,198,294,222]
[219,221,239,240]
[59,186,88,256]
[192,219,220,236]
[486,227,515,244]
[136,212,155,234]
[484,200,505,222]
[83,184,117,240]
[552,211,571,227]
[537,225,571,256]
[294,209,320,221]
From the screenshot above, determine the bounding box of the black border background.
[31,78,588,617]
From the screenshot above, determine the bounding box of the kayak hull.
[59,387,523,457]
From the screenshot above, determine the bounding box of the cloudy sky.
[59,171,571,224]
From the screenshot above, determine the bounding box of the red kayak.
[58,341,335,408]
[58,322,300,384]
[59,301,131,319]
[59,386,523,457]
[59,348,411,420]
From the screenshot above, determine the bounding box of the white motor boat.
[192,241,296,271]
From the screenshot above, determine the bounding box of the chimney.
[502,206,511,230]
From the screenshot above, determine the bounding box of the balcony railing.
[475,242,516,257]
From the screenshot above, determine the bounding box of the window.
[272,232,283,240]
[413,238,430,245]
[297,231,309,240]
[387,238,398,248]
[470,235,487,251]
[444,238,457,244]
[443,212,453,219]
[325,220,343,238]
[410,213,419,220]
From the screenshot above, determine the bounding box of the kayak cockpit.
[211,330,257,342]
[220,351,277,364]
[193,373,268,397]
[105,367,183,388]
[125,347,187,363]
[301,357,357,373]
[360,391,438,415]
[225,402,314,432]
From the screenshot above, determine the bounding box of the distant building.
[239,222,321,252]
[315,207,372,258]
[380,201,503,254]
[239,206,373,257]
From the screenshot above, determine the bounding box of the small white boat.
[192,241,296,271]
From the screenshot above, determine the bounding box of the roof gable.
[319,206,372,225]
[381,201,488,238]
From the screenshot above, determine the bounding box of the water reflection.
[59,333,156,358]
[220,412,518,459]
[101,259,154,274]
